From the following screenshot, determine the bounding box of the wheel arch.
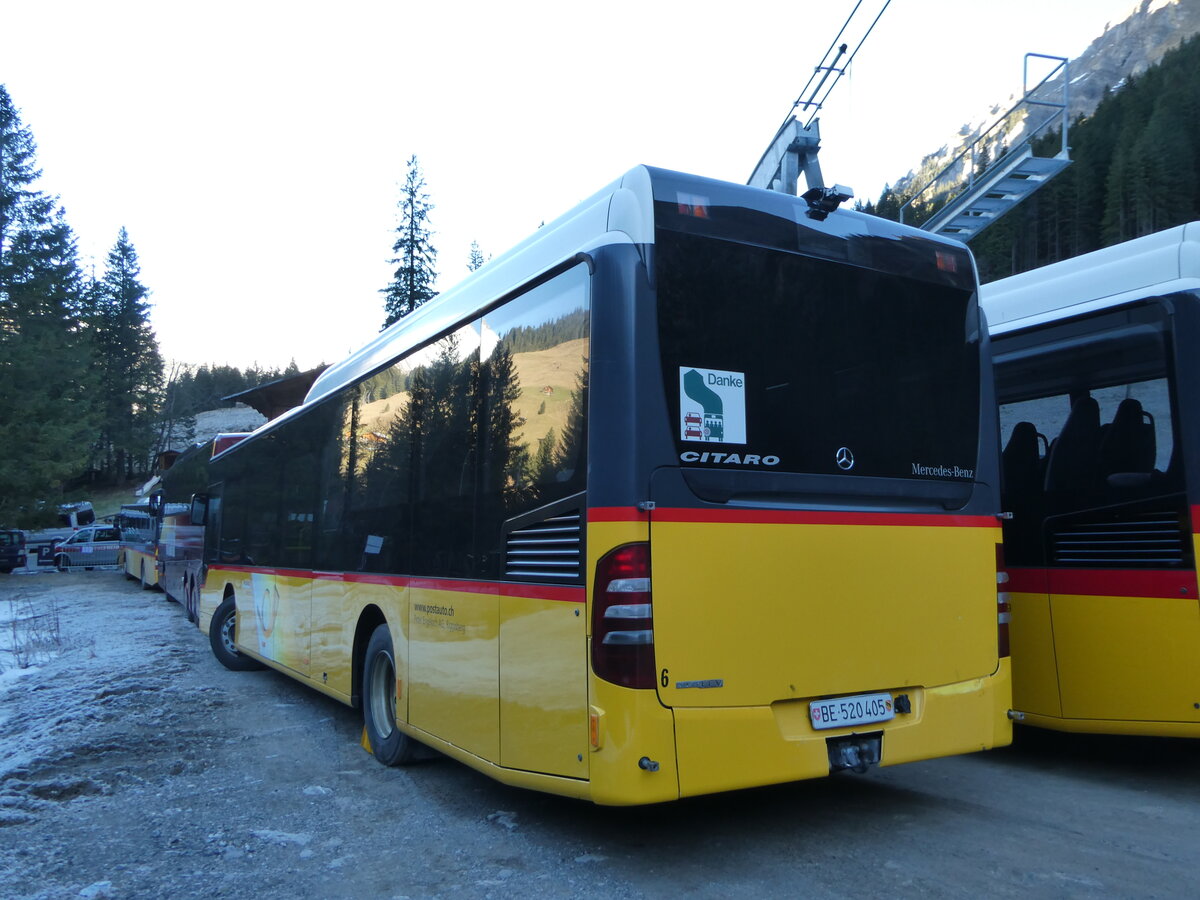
[351,604,388,710]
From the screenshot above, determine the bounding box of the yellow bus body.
[199,510,1011,805]
[1008,552,1200,737]
[121,545,159,587]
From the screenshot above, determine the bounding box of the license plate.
[810,692,895,730]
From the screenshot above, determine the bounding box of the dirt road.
[1,573,1197,899]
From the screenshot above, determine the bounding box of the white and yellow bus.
[983,222,1200,737]
[196,166,1011,804]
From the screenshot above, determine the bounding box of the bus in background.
[116,501,160,588]
[981,221,1200,737]
[121,437,248,621]
[195,166,1010,805]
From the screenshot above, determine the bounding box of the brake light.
[996,543,1011,657]
[591,543,655,689]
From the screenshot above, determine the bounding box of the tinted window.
[215,266,589,582]
[656,230,980,482]
[994,302,1186,567]
[476,266,589,575]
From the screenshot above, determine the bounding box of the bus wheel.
[209,596,265,672]
[184,578,199,624]
[363,624,418,766]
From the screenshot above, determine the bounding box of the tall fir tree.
[0,85,100,526]
[91,227,164,480]
[381,155,437,329]
[467,240,485,272]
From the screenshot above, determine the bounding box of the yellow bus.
[116,502,161,589]
[982,222,1200,737]
[195,166,1011,804]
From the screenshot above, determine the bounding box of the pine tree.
[0,85,100,526]
[467,240,485,272]
[381,155,437,329]
[91,227,164,480]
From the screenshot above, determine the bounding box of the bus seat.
[1043,396,1100,498]
[1098,398,1156,477]
[1002,421,1044,504]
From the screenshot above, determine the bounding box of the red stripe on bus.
[209,566,584,603]
[1191,505,1200,533]
[590,506,998,528]
[588,507,648,522]
[1004,568,1048,594]
[1006,566,1197,599]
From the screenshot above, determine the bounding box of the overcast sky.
[3,0,1141,372]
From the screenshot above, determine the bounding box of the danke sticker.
[680,367,747,444]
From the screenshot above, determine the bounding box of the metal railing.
[900,54,1069,229]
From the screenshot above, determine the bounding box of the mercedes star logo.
[836,446,855,470]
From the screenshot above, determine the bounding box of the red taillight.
[996,543,1011,658]
[591,543,655,689]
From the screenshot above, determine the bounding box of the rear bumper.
[672,658,1012,798]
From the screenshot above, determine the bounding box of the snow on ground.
[192,405,266,443]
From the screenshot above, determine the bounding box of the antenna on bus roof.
[748,0,891,197]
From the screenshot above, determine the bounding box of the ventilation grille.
[505,511,582,581]
[1049,507,1190,568]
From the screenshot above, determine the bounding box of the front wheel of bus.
[209,595,265,672]
[363,624,418,766]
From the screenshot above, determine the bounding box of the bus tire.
[363,624,418,766]
[209,596,265,672]
[184,577,199,624]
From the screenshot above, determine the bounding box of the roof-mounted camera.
[801,184,854,221]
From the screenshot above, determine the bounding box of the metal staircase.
[901,54,1072,240]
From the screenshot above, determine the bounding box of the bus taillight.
[996,543,1011,658]
[592,543,655,689]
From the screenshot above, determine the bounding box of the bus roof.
[981,221,1200,335]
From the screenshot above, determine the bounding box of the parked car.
[0,530,26,574]
[52,524,121,571]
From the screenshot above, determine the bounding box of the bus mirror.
[148,492,164,518]
[190,494,208,526]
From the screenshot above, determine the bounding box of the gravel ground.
[2,572,1198,900]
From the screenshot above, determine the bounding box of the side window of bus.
[313,264,589,580]
[1001,380,1176,502]
[205,488,223,565]
[411,325,483,577]
[999,376,1179,566]
[476,265,589,576]
[333,322,482,577]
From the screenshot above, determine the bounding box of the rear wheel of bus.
[209,594,265,672]
[363,624,418,766]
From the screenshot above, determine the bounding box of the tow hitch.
[827,733,882,774]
